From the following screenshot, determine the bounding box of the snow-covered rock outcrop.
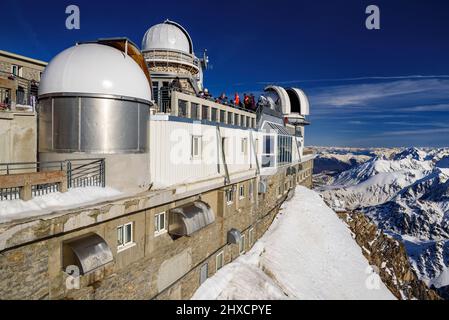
[318,147,449,295]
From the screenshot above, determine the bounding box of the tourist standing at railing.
[217,92,228,104]
[243,93,251,109]
[234,92,240,107]
[250,94,256,110]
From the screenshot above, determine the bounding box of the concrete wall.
[0,112,37,166]
[0,160,313,300]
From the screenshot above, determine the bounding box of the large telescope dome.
[142,20,193,54]
[39,43,152,102]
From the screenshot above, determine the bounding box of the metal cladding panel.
[53,97,80,151]
[39,96,148,153]
[169,201,215,236]
[66,233,113,275]
[227,228,242,244]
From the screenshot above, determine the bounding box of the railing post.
[67,161,72,189]
[101,159,106,187]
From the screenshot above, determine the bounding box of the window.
[226,188,234,205]
[199,263,208,285]
[241,138,248,154]
[178,100,187,117]
[239,234,246,254]
[117,222,133,250]
[249,228,255,246]
[239,184,245,199]
[192,136,202,159]
[246,116,250,128]
[202,105,209,120]
[227,112,233,125]
[262,135,275,168]
[216,251,224,271]
[191,103,199,120]
[234,114,239,126]
[220,110,226,123]
[277,135,293,166]
[240,115,245,127]
[11,65,22,77]
[152,81,159,104]
[211,108,218,121]
[154,212,167,236]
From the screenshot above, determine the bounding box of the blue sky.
[2,0,449,147]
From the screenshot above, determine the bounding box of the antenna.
[201,49,209,70]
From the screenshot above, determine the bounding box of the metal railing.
[0,70,39,111]
[67,158,106,188]
[0,158,105,201]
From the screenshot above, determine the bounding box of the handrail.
[0,158,106,200]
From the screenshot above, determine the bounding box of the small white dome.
[39,43,152,102]
[142,21,192,54]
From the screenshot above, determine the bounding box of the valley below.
[314,146,449,299]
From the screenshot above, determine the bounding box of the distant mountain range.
[314,147,449,297]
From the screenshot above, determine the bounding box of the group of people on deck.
[213,92,257,111]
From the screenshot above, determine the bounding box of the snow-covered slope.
[192,186,395,300]
[318,147,449,292]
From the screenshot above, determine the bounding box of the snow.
[0,187,122,223]
[192,186,395,300]
[317,147,449,290]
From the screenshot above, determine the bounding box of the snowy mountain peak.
[393,147,427,162]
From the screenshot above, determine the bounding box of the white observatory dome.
[39,43,152,102]
[142,20,192,54]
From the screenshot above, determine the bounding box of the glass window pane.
[159,213,165,230]
[125,224,132,243]
[117,226,123,246]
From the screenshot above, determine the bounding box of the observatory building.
[0,20,314,300]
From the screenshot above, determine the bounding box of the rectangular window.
[262,135,275,168]
[227,112,233,125]
[234,114,239,126]
[239,234,246,254]
[152,81,159,104]
[192,136,202,159]
[11,65,22,77]
[241,138,248,154]
[226,188,234,205]
[220,110,226,123]
[154,212,167,236]
[249,228,255,246]
[199,263,208,285]
[202,105,209,120]
[239,184,245,199]
[240,115,245,127]
[191,103,199,120]
[246,116,250,128]
[117,222,133,250]
[216,251,224,271]
[211,108,218,122]
[178,100,187,117]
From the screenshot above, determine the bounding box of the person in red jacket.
[234,92,240,107]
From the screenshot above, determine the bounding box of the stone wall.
[0,159,314,300]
